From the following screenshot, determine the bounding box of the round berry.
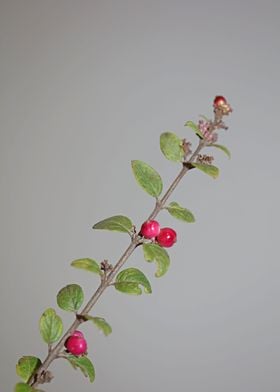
[72,330,84,338]
[213,95,227,107]
[156,227,177,248]
[65,335,87,356]
[140,220,160,239]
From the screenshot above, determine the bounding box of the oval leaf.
[199,114,211,122]
[66,355,95,383]
[210,143,231,159]
[131,160,163,198]
[160,132,184,162]
[57,284,84,312]
[184,121,203,138]
[39,308,63,344]
[92,215,133,234]
[143,243,170,277]
[115,267,152,295]
[192,163,219,179]
[71,258,101,275]
[84,315,112,336]
[14,383,35,392]
[166,201,195,223]
[16,356,42,383]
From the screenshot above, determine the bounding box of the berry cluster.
[65,330,87,356]
[140,220,177,248]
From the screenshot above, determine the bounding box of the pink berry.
[140,220,160,239]
[213,95,227,107]
[156,227,177,248]
[72,330,84,338]
[65,335,87,356]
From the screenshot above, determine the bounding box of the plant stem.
[148,140,205,220]
[30,241,138,387]
[30,132,211,388]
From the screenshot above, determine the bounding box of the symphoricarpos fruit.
[140,220,160,239]
[65,331,87,356]
[156,227,177,248]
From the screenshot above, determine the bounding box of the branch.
[28,99,231,388]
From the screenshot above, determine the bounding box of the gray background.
[1,1,279,391]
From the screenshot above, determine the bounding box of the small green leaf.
[184,121,203,138]
[39,308,63,344]
[143,243,170,277]
[166,201,195,223]
[14,383,35,392]
[160,132,184,162]
[210,144,231,159]
[131,160,163,198]
[92,215,133,234]
[192,163,219,179]
[84,315,112,336]
[57,284,84,312]
[16,356,42,383]
[199,114,211,122]
[71,258,101,275]
[115,268,152,295]
[66,355,95,383]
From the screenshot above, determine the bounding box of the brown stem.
[30,115,222,388]
[148,139,205,220]
[30,241,138,387]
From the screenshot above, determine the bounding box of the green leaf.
[14,383,35,392]
[160,132,184,162]
[184,121,203,138]
[39,308,63,344]
[14,384,41,392]
[84,315,112,336]
[66,355,95,383]
[210,144,231,159]
[166,201,195,223]
[115,268,152,295]
[199,114,211,122]
[16,356,42,383]
[143,243,170,277]
[92,215,133,234]
[191,163,219,179]
[71,258,101,275]
[131,160,163,198]
[57,284,84,312]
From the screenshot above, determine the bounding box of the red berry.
[213,95,227,107]
[156,227,177,248]
[65,335,87,356]
[140,220,160,239]
[72,330,84,338]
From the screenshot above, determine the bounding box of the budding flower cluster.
[198,120,218,143]
[196,154,214,165]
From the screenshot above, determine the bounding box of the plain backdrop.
[1,1,280,391]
